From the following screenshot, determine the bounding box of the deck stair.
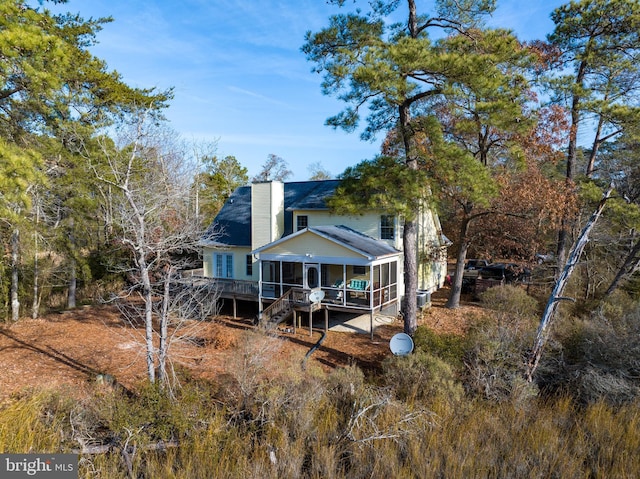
[261,289,294,327]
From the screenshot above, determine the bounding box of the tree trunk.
[527,185,613,381]
[402,219,418,335]
[139,255,156,384]
[557,61,587,271]
[32,225,39,319]
[11,229,20,321]
[446,218,470,309]
[67,221,77,309]
[68,258,77,309]
[585,114,604,178]
[158,268,171,389]
[604,237,640,297]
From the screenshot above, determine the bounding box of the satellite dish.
[389,333,414,356]
[308,290,325,304]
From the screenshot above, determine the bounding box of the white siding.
[293,210,401,249]
[251,181,284,250]
[202,246,257,280]
[262,231,365,259]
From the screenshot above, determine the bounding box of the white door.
[304,264,319,289]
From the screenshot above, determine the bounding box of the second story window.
[297,215,308,231]
[381,215,395,240]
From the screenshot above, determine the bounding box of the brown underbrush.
[2,369,640,478]
[2,287,640,477]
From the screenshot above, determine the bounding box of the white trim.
[252,226,397,260]
[256,253,400,266]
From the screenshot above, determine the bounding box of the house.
[199,179,449,335]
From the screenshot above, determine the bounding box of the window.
[262,261,280,282]
[381,215,395,240]
[215,254,223,277]
[246,255,253,276]
[226,255,233,278]
[353,265,366,275]
[214,253,233,278]
[296,215,308,231]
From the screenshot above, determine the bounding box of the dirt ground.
[0,288,485,401]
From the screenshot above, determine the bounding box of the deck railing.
[179,272,259,298]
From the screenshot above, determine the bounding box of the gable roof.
[311,225,399,259]
[201,179,340,247]
[252,225,400,261]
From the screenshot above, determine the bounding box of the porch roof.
[252,225,400,261]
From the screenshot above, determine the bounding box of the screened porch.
[259,259,399,312]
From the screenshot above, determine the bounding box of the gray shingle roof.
[311,225,400,259]
[201,185,252,246]
[202,180,340,247]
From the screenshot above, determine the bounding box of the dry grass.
[2,288,640,478]
[2,333,640,478]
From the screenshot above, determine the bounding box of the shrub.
[412,326,467,368]
[464,286,540,404]
[217,329,285,421]
[480,284,539,318]
[382,350,464,404]
[540,299,640,405]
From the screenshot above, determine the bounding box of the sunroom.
[252,225,402,317]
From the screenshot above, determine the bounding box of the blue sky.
[50,0,565,180]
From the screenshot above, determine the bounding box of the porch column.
[369,265,374,310]
[342,263,347,306]
[258,260,263,319]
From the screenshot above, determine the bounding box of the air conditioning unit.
[417,291,431,309]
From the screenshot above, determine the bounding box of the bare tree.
[527,185,614,382]
[252,153,292,182]
[308,161,333,180]
[89,112,218,389]
[604,238,640,297]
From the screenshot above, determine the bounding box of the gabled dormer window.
[297,215,308,231]
[381,215,395,240]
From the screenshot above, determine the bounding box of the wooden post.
[324,308,329,332]
[370,311,374,341]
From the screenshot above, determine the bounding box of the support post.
[370,311,374,341]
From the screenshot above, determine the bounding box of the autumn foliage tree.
[543,0,640,267]
[466,165,571,262]
[452,105,573,261]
